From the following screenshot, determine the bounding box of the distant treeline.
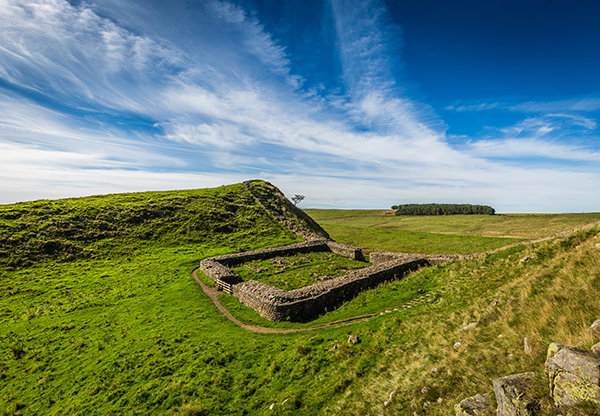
[391,203,495,216]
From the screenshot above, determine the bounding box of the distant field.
[304,209,600,254]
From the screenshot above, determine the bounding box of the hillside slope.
[0,182,327,269]
[327,225,600,415]
[247,180,329,239]
[1,182,599,415]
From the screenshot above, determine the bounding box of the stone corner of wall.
[325,240,365,261]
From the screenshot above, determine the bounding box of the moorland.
[1,181,600,415]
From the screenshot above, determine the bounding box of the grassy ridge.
[0,183,317,415]
[0,184,300,268]
[305,209,600,254]
[248,181,329,239]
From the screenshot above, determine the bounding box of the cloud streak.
[446,98,600,113]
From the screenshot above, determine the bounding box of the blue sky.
[0,0,599,212]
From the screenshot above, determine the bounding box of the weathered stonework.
[199,258,240,285]
[198,180,432,321]
[208,240,330,267]
[200,237,429,321]
[369,251,476,266]
[493,372,536,416]
[454,393,491,416]
[545,342,600,407]
[232,257,428,321]
[369,252,426,265]
[326,240,364,261]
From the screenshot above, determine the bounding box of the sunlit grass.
[231,251,370,290]
[2,184,600,415]
[305,209,600,254]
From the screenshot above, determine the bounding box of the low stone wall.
[199,258,241,285]
[200,240,365,283]
[198,180,436,321]
[370,251,477,266]
[327,241,364,261]
[370,252,427,265]
[233,258,429,321]
[209,240,331,267]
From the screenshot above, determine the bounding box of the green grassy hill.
[0,184,304,269]
[2,183,600,415]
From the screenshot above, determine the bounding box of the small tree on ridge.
[292,195,305,206]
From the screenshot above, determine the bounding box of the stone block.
[326,241,365,261]
[545,342,600,407]
[199,258,240,284]
[454,393,491,416]
[493,372,535,416]
[589,319,600,332]
[347,335,359,344]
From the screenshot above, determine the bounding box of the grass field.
[231,251,370,291]
[305,209,600,254]
[215,223,600,415]
[2,183,600,415]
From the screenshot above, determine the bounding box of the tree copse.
[392,203,495,216]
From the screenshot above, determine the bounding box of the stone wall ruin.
[200,239,430,321]
[232,257,428,321]
[198,179,440,321]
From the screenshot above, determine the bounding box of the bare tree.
[292,194,305,206]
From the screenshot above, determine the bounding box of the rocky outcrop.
[457,339,600,416]
[589,319,600,332]
[454,393,491,416]
[243,180,325,241]
[493,372,536,416]
[545,342,600,407]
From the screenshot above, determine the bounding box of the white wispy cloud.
[0,0,598,213]
[0,90,186,169]
[462,113,600,162]
[0,141,245,203]
[0,0,183,113]
[466,138,600,162]
[447,97,600,113]
[209,1,302,88]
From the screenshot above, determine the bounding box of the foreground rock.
[348,335,359,344]
[589,319,600,332]
[454,393,491,416]
[545,342,600,407]
[493,372,536,416]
